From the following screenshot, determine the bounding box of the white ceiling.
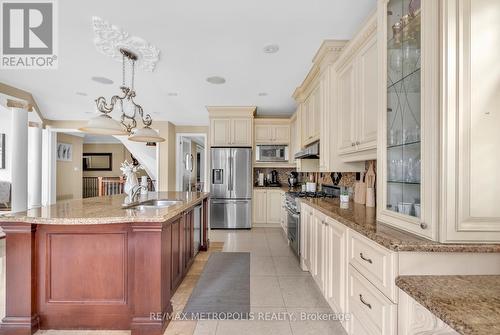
[0,0,375,126]
[82,134,121,144]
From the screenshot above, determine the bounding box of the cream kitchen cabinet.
[210,118,232,147]
[207,106,255,147]
[348,266,397,335]
[398,290,459,335]
[300,203,348,318]
[289,112,299,163]
[377,0,440,241]
[378,0,500,243]
[266,189,283,224]
[253,188,284,227]
[300,204,314,271]
[299,201,500,335]
[231,118,252,146]
[210,118,252,147]
[311,210,326,291]
[324,216,347,317]
[337,61,356,155]
[293,40,366,173]
[319,61,365,173]
[439,0,500,242]
[253,189,267,224]
[300,86,320,146]
[254,120,290,144]
[335,15,378,162]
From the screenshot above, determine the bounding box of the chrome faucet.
[130,185,147,201]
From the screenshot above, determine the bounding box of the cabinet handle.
[351,142,355,147]
[359,253,373,264]
[420,222,428,229]
[356,141,360,145]
[359,294,372,309]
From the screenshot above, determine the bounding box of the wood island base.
[0,197,209,335]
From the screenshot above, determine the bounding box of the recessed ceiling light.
[167,92,178,97]
[206,76,226,85]
[263,44,279,54]
[76,91,88,96]
[258,92,268,96]
[91,76,114,85]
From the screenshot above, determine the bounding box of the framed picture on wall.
[0,133,5,169]
[57,142,72,161]
[82,153,112,171]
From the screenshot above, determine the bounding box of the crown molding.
[206,106,256,118]
[7,99,33,111]
[293,40,347,101]
[0,83,44,123]
[334,12,377,69]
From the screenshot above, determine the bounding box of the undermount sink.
[124,199,183,210]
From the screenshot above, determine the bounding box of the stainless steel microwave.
[255,145,289,162]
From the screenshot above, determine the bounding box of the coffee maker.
[268,170,280,186]
[288,172,298,188]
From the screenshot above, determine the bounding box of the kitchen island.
[0,191,209,335]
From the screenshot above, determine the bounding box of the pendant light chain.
[131,59,135,91]
[122,53,126,87]
[86,48,165,142]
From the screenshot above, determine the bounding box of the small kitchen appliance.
[255,145,289,162]
[287,172,298,188]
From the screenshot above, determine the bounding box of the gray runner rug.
[183,252,250,319]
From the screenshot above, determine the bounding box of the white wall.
[0,105,11,183]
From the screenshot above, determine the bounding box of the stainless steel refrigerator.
[210,147,252,229]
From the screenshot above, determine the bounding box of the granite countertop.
[301,198,500,253]
[0,192,209,225]
[254,185,297,192]
[396,275,500,335]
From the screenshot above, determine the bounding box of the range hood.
[294,141,319,159]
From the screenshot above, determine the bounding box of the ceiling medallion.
[92,16,160,72]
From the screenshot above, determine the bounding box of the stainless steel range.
[286,184,340,257]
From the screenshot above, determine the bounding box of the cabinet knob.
[356,141,360,145]
[420,222,428,229]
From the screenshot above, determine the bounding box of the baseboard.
[252,223,281,228]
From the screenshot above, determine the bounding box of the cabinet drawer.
[348,230,397,302]
[348,266,397,335]
[349,315,372,335]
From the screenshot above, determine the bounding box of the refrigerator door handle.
[228,156,233,192]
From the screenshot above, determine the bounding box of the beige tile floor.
[0,228,347,335]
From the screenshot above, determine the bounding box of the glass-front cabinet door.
[377,0,439,240]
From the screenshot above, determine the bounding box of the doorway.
[176,134,207,192]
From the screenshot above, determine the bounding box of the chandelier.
[79,48,165,143]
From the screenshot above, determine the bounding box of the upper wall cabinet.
[292,40,368,173]
[378,0,500,243]
[335,14,379,162]
[254,119,290,145]
[294,42,346,150]
[377,0,440,240]
[208,106,255,147]
[439,0,500,242]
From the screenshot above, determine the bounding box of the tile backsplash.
[253,160,377,192]
[253,168,295,185]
